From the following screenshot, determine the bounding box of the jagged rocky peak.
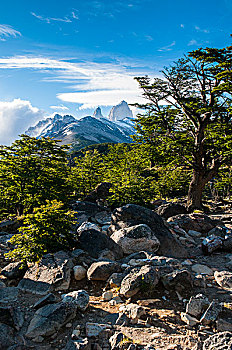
[108,100,133,122]
[93,107,103,118]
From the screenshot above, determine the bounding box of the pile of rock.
[0,200,232,349]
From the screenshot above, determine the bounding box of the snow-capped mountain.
[93,107,103,118]
[108,100,133,121]
[25,101,135,150]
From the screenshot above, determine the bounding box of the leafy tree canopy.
[134,41,232,210]
[0,135,72,218]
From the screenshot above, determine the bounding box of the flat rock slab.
[26,302,77,338]
[18,251,72,295]
[0,287,19,304]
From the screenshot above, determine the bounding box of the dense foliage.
[6,200,75,263]
[0,135,72,218]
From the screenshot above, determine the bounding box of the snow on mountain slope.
[108,100,133,121]
[25,113,135,150]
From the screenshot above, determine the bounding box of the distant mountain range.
[25,101,135,150]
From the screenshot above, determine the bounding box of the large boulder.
[111,224,160,254]
[26,301,77,339]
[156,203,187,219]
[77,229,123,259]
[18,251,72,295]
[120,264,160,298]
[87,261,121,281]
[110,204,187,258]
[167,213,223,234]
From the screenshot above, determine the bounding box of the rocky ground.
[1,199,232,350]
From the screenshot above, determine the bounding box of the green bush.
[5,200,76,263]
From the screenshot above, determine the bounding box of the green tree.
[6,200,75,263]
[69,150,104,199]
[0,135,72,218]
[134,41,232,210]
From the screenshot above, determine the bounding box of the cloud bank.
[0,99,44,145]
[0,56,147,109]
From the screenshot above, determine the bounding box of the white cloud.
[50,105,69,110]
[57,90,144,109]
[0,24,21,41]
[158,41,176,52]
[31,11,79,24]
[180,24,184,28]
[0,56,147,109]
[195,26,209,33]
[0,99,44,145]
[188,39,198,46]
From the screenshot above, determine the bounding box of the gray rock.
[202,331,232,350]
[186,294,209,318]
[214,270,232,290]
[181,312,199,326]
[85,322,108,337]
[26,301,77,338]
[106,272,126,288]
[119,303,146,320]
[0,306,24,330]
[156,203,187,219]
[102,291,113,301]
[110,204,187,258]
[122,251,154,264]
[188,230,202,237]
[78,229,123,259]
[161,269,193,292]
[0,281,6,289]
[73,265,87,281]
[217,319,232,332]
[200,301,222,325]
[87,261,121,281]
[120,264,159,298]
[111,224,160,255]
[34,293,58,310]
[98,249,116,261]
[62,290,89,311]
[0,323,16,349]
[63,338,89,350]
[71,249,95,267]
[72,201,105,216]
[1,261,27,280]
[191,264,213,275]
[18,251,72,295]
[0,287,19,304]
[168,213,223,234]
[77,222,100,233]
[95,211,112,225]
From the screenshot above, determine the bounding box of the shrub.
[6,200,76,263]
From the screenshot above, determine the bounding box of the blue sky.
[0,0,231,143]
